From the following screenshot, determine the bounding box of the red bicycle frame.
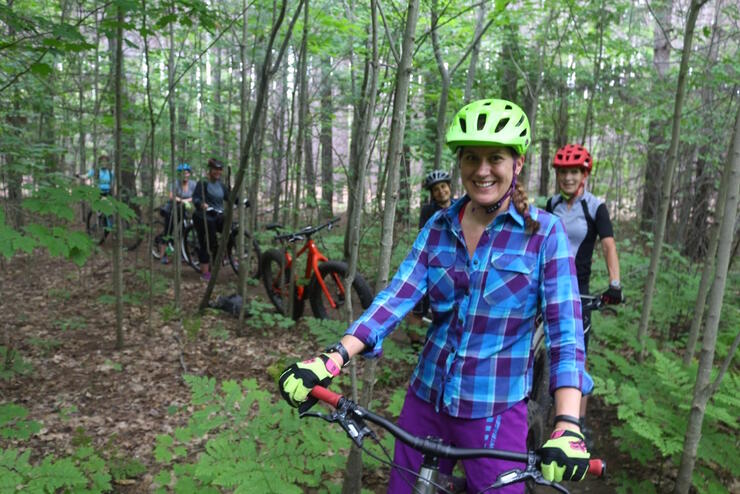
[280,233,345,308]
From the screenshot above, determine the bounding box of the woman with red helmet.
[547,143,623,447]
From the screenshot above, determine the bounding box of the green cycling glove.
[538,429,590,482]
[278,354,339,413]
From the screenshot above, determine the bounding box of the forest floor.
[1,245,635,493]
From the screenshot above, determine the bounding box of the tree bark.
[640,0,672,232]
[340,2,379,492]
[637,0,708,360]
[168,4,181,310]
[319,56,334,221]
[674,74,740,494]
[112,4,124,350]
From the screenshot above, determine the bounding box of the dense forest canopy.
[1,0,738,493]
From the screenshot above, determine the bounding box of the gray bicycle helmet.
[423,170,451,191]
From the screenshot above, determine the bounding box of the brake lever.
[302,405,373,448]
[489,468,568,494]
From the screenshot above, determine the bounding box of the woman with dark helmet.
[279,99,592,493]
[192,158,230,281]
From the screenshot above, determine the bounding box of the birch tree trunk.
[342,1,419,489]
[341,3,379,492]
[673,86,740,494]
[637,0,708,360]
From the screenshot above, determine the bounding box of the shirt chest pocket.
[427,250,456,312]
[482,253,537,313]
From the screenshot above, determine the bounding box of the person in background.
[192,158,230,281]
[546,143,623,448]
[410,170,455,326]
[279,99,592,493]
[77,155,113,196]
[159,163,196,264]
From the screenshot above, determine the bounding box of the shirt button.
[458,318,463,325]
[473,260,479,265]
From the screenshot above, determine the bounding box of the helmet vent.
[519,128,527,137]
[515,115,524,127]
[477,114,487,131]
[494,117,509,133]
[505,104,512,110]
[459,117,467,133]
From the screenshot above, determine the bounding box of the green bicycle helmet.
[446,99,531,156]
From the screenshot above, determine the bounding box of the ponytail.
[512,181,540,234]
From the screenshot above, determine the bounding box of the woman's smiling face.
[459,146,522,209]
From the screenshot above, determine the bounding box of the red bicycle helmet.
[552,144,592,173]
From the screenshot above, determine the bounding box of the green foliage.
[152,376,348,493]
[0,405,112,493]
[590,237,740,492]
[0,346,33,381]
[247,300,294,330]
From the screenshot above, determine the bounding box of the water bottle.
[166,243,175,257]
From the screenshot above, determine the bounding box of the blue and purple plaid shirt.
[346,196,589,419]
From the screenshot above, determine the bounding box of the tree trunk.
[142,0,157,336]
[640,0,672,232]
[637,0,708,360]
[344,1,421,491]
[112,4,124,350]
[168,6,182,310]
[319,56,334,221]
[674,78,740,494]
[340,2,379,492]
[539,137,550,197]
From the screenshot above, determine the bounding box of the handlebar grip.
[310,385,342,408]
[588,459,605,477]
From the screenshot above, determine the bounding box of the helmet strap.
[484,162,517,214]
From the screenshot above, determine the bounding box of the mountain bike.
[260,217,373,320]
[527,294,616,453]
[151,205,193,263]
[305,385,605,493]
[86,197,142,251]
[182,201,260,277]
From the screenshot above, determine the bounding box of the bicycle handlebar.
[308,386,605,482]
[272,217,341,244]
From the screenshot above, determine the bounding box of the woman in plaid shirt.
[280,99,592,493]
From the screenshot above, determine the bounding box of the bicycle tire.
[260,249,303,319]
[86,210,107,245]
[526,323,551,455]
[121,216,143,251]
[308,261,374,322]
[183,225,202,272]
[227,228,261,279]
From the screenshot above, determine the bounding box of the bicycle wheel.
[309,261,374,321]
[260,249,303,319]
[151,219,172,260]
[121,216,143,251]
[227,228,261,278]
[526,322,551,454]
[183,225,202,272]
[86,211,107,245]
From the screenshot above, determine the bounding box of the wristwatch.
[324,342,351,367]
[609,280,621,289]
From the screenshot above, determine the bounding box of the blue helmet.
[177,163,192,173]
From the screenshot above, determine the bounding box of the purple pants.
[387,388,527,494]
